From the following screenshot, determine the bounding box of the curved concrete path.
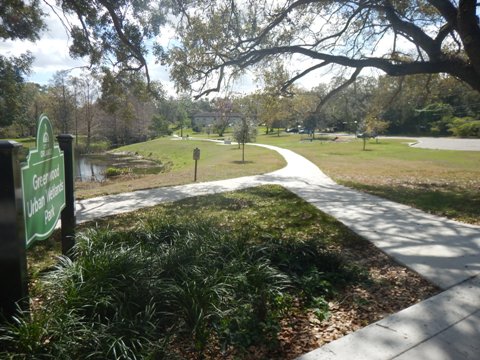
[75,142,480,360]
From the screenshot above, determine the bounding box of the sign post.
[193,147,200,182]
[57,134,75,257]
[0,141,29,321]
[21,115,66,248]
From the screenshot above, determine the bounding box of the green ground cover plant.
[257,133,480,224]
[1,186,437,359]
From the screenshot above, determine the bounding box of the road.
[409,137,480,151]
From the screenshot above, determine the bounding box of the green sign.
[21,115,66,247]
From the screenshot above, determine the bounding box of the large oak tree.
[164,0,480,98]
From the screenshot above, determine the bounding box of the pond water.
[75,152,164,182]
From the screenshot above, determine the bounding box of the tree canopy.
[165,0,480,97]
[3,0,480,131]
[60,0,167,85]
[0,0,45,126]
[4,1,480,101]
[0,0,45,41]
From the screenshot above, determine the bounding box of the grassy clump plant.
[104,167,130,178]
[1,186,369,359]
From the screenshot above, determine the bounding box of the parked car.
[356,132,377,138]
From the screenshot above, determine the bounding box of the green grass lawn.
[15,186,437,360]
[75,137,285,199]
[256,133,480,224]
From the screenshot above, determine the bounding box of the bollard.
[0,141,29,322]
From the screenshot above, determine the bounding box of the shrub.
[448,117,480,137]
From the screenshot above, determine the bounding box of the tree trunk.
[457,0,480,79]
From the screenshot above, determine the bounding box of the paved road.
[322,133,480,151]
[409,137,480,151]
[75,142,480,360]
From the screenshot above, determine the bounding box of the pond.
[76,152,164,182]
[76,155,108,182]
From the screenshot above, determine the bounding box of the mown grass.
[76,138,285,199]
[256,133,480,224]
[2,185,437,360]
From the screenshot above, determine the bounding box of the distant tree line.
[2,68,480,145]
[250,72,480,138]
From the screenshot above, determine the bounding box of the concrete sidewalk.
[75,142,480,360]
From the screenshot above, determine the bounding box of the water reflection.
[76,155,106,182]
[75,152,164,182]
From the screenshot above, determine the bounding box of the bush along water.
[0,217,367,359]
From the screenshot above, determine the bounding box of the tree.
[76,72,100,150]
[365,115,389,142]
[368,75,433,134]
[14,82,44,136]
[235,93,261,125]
[98,70,159,145]
[258,94,289,136]
[0,53,34,127]
[150,114,172,136]
[291,90,319,130]
[415,102,454,135]
[449,117,480,137]
[157,97,190,137]
[0,0,45,128]
[49,70,75,133]
[233,117,257,163]
[256,62,293,135]
[211,97,233,136]
[60,0,167,87]
[166,0,480,100]
[174,104,189,137]
[0,0,45,41]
